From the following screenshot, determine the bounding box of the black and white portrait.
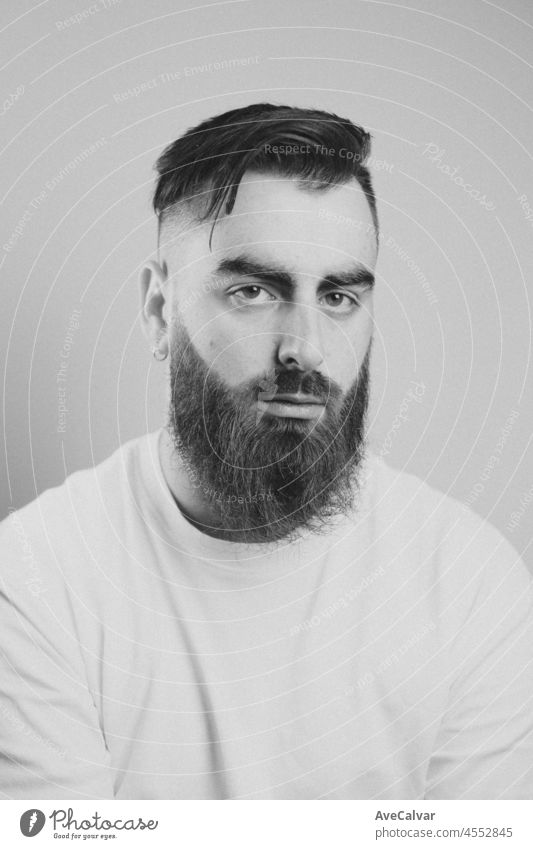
[1,0,532,806]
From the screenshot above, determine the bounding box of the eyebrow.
[215,255,374,294]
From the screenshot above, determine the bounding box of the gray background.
[1,0,532,569]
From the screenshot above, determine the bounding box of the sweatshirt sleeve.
[424,517,533,799]
[0,506,115,799]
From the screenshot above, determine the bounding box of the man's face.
[161,173,378,542]
[164,172,377,404]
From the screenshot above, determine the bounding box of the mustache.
[245,368,342,406]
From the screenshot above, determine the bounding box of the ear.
[139,260,169,355]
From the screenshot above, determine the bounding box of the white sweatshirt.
[1,430,532,799]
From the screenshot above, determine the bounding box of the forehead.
[209,172,378,274]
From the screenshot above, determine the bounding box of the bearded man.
[1,103,532,800]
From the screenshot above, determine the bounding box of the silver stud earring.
[151,345,168,362]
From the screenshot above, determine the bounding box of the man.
[1,103,532,800]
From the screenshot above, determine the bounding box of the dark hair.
[153,103,378,238]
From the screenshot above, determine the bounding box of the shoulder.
[0,431,157,583]
[365,451,531,601]
[368,452,516,544]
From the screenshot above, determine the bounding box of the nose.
[275,304,324,372]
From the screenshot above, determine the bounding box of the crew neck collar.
[141,427,375,568]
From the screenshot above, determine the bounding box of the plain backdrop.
[1,0,532,570]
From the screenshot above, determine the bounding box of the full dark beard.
[167,323,371,544]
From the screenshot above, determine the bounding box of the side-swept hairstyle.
[153,102,378,238]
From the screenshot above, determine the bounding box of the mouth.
[256,393,326,420]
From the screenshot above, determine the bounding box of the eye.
[320,291,360,311]
[230,285,277,304]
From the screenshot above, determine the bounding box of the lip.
[258,393,325,405]
[256,396,326,420]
